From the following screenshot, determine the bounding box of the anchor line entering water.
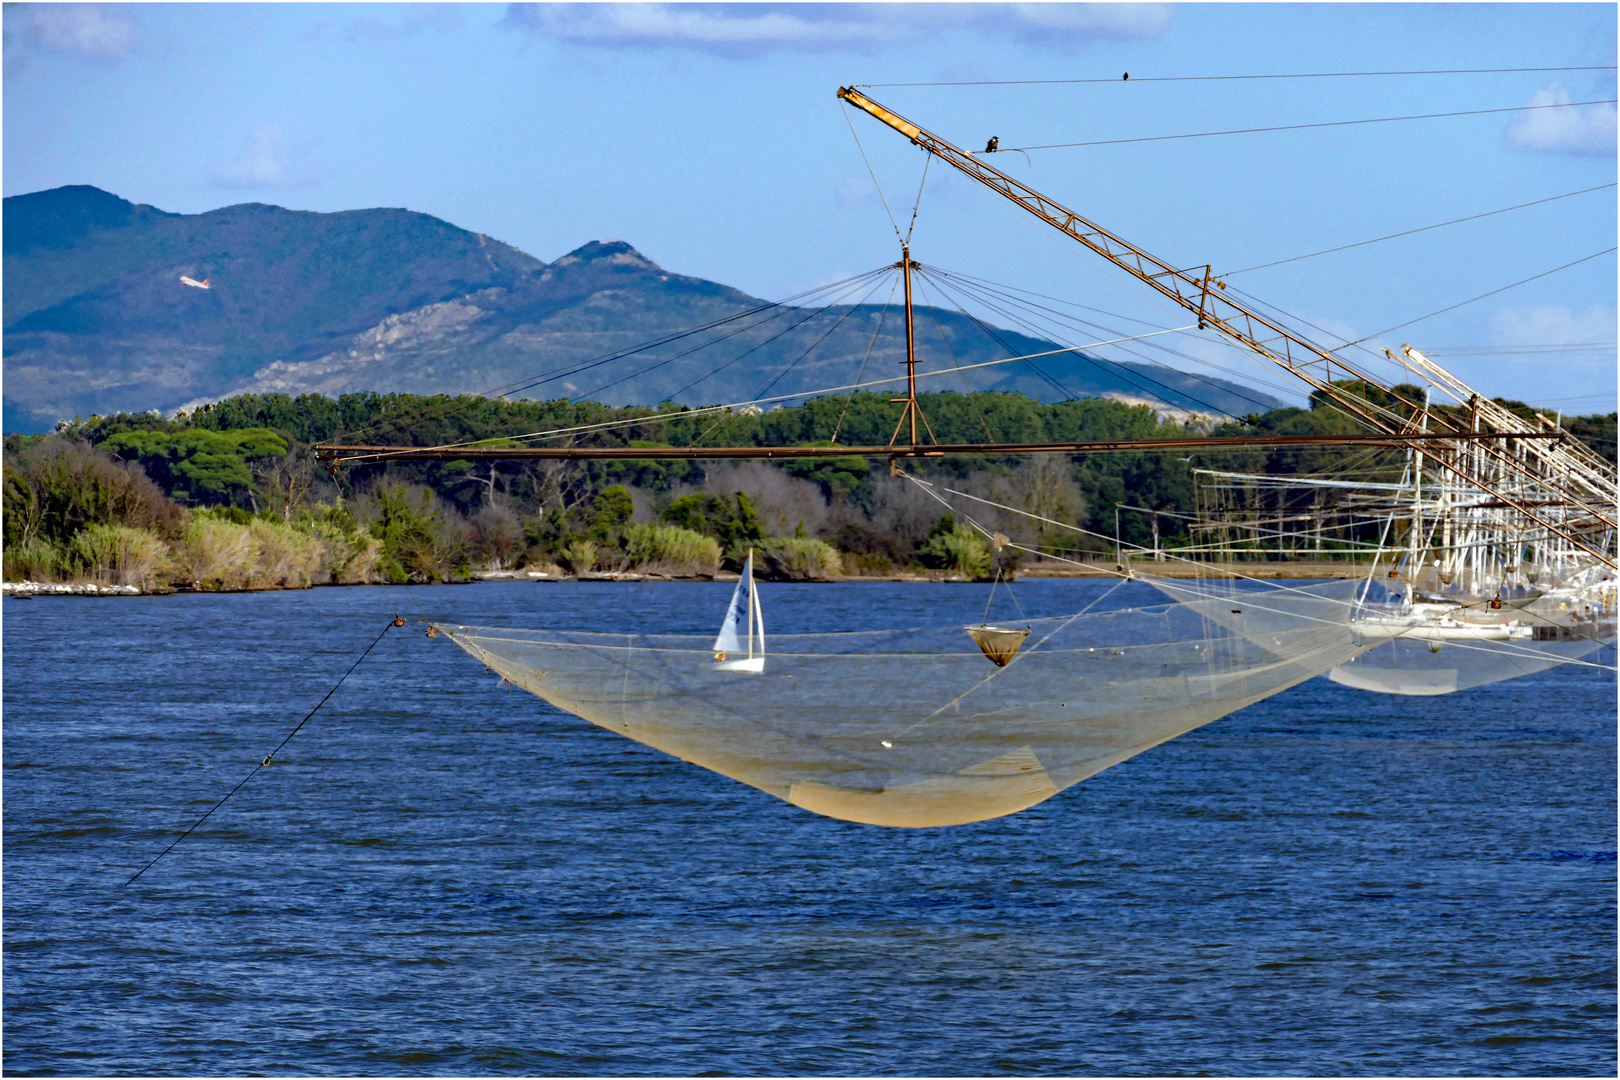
[124,618,403,886]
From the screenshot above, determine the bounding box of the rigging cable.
[935,225,1436,461]
[745,273,894,403]
[919,265,1243,417]
[570,266,894,402]
[349,270,897,456]
[125,618,404,886]
[908,271,1000,442]
[841,101,903,242]
[924,265,1296,413]
[918,263,1308,404]
[997,203,1329,406]
[830,277,900,444]
[928,266,1230,411]
[657,273,894,404]
[1342,247,1618,347]
[910,267,1087,400]
[328,327,1197,460]
[904,152,932,245]
[563,299,815,403]
[1423,342,1615,355]
[859,66,1617,87]
[336,272,890,444]
[1004,210,1421,435]
[558,268,888,400]
[1226,183,1618,277]
[1006,98,1618,151]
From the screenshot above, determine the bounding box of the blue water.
[5,580,1615,1076]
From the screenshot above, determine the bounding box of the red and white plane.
[180,275,211,289]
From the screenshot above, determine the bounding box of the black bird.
[984,136,999,153]
[1123,72,1129,80]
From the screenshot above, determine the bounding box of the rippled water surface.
[5,580,1615,1075]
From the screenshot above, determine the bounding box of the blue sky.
[5,2,1616,413]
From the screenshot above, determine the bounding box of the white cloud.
[1505,83,1617,157]
[216,126,323,189]
[29,4,134,57]
[999,2,1171,42]
[4,3,134,74]
[504,4,884,54]
[1491,303,1617,351]
[502,3,1169,57]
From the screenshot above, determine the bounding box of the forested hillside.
[9,382,1608,590]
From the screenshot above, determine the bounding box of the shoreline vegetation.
[0,558,1380,598]
[5,387,1613,598]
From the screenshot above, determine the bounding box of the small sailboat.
[711,550,765,673]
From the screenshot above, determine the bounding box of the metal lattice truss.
[837,88,1617,567]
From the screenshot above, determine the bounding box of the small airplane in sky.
[180,275,210,289]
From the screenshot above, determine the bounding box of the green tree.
[916,513,992,579]
[2,439,182,548]
[660,491,764,551]
[589,485,636,540]
[367,482,468,583]
[100,428,288,505]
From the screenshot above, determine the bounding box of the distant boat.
[1349,607,1519,644]
[711,550,764,673]
[180,275,210,289]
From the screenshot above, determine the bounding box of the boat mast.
[745,549,755,659]
[749,571,763,656]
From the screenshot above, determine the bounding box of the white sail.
[712,557,748,655]
[749,572,764,655]
[712,551,765,672]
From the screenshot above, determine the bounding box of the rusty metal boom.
[834,86,1616,565]
[313,431,1562,465]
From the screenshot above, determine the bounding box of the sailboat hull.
[711,657,766,673]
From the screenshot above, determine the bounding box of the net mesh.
[1329,632,1614,696]
[1147,574,1616,697]
[435,578,1368,827]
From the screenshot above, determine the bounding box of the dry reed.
[758,537,843,580]
[620,524,722,577]
[174,517,260,589]
[69,523,172,587]
[249,518,325,587]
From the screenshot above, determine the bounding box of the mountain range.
[2,185,1282,433]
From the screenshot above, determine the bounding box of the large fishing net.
[1146,573,1617,697]
[435,578,1369,827]
[1328,628,1615,696]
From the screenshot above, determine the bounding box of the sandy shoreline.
[2,560,1374,598]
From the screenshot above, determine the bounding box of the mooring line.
[124,618,404,886]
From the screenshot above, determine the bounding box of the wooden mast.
[888,243,925,451]
[903,244,918,448]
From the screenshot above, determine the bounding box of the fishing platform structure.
[312,88,1615,827]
